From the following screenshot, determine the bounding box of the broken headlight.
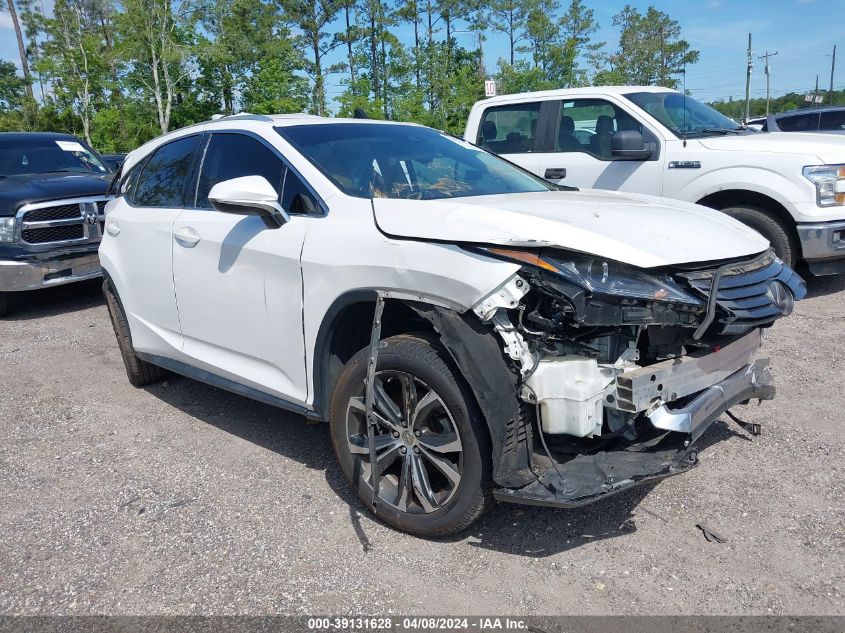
[482,247,703,306]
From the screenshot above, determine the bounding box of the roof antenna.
[353,108,370,119]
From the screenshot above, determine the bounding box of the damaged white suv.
[100,115,805,537]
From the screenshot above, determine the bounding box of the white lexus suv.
[100,115,805,536]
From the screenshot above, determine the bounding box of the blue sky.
[2,0,843,107]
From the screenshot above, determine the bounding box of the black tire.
[721,206,797,266]
[330,334,493,537]
[103,279,166,387]
[0,292,8,318]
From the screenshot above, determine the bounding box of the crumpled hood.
[373,189,769,268]
[698,131,845,164]
[0,172,112,216]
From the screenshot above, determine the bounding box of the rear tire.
[0,292,8,318]
[721,205,797,266]
[330,334,493,537]
[103,280,166,387]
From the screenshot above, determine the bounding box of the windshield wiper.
[700,128,746,135]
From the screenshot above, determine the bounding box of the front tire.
[103,280,166,387]
[721,206,797,266]
[330,335,493,537]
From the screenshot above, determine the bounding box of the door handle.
[544,167,567,180]
[105,221,120,237]
[174,226,201,248]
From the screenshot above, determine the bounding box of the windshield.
[0,137,109,177]
[277,123,554,200]
[624,91,748,139]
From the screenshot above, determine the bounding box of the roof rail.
[210,112,275,123]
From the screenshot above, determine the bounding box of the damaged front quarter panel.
[417,249,799,509]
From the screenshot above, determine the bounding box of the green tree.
[490,0,535,66]
[595,5,698,88]
[242,55,309,114]
[38,0,111,144]
[116,0,196,134]
[552,0,601,87]
[280,0,340,116]
[0,60,28,111]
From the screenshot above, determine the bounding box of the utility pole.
[744,33,753,123]
[659,27,666,86]
[758,50,778,116]
[830,45,837,105]
[813,74,819,107]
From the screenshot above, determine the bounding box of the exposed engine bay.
[458,247,807,506]
[472,247,803,436]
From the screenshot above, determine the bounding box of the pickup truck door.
[171,132,318,406]
[530,98,664,196]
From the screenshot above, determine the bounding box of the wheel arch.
[696,189,801,257]
[310,292,537,489]
[310,290,440,421]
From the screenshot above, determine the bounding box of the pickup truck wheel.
[330,335,493,537]
[721,206,796,266]
[103,280,166,387]
[0,292,8,317]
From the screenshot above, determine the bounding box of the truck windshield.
[0,137,109,177]
[277,123,554,200]
[624,92,750,139]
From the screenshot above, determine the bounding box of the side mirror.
[208,175,289,228]
[611,130,653,161]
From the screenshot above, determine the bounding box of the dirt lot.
[0,274,842,616]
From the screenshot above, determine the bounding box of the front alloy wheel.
[330,335,492,537]
[345,371,463,514]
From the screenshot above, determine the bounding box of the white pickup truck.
[465,86,845,274]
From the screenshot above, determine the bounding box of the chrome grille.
[17,197,111,246]
[678,250,807,335]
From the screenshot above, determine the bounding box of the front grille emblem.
[81,203,98,226]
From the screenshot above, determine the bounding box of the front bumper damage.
[495,355,774,508]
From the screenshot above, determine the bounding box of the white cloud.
[0,12,14,30]
[708,0,721,8]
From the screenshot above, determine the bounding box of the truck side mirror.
[611,130,653,161]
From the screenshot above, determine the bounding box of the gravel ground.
[0,274,842,616]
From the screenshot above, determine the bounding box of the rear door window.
[819,110,845,131]
[132,135,202,207]
[476,102,541,154]
[776,112,819,132]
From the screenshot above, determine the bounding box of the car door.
[532,98,664,195]
[171,131,318,405]
[100,134,203,357]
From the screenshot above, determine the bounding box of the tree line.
[1,0,698,152]
[709,89,845,121]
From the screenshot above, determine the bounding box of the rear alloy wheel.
[103,280,166,387]
[330,335,492,537]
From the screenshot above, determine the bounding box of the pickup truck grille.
[17,197,111,247]
[678,250,807,335]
